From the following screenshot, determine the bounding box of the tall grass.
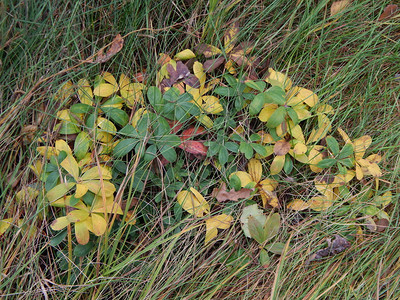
[1,0,399,298]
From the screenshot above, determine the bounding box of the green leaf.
[245,80,266,92]
[266,106,286,128]
[264,242,286,255]
[340,158,354,168]
[249,93,266,115]
[158,134,181,147]
[224,74,238,88]
[361,205,380,216]
[144,144,157,161]
[153,117,171,137]
[239,142,254,159]
[207,142,220,157]
[225,142,239,153]
[59,122,81,134]
[259,249,270,266]
[251,143,268,157]
[45,171,60,191]
[263,213,280,242]
[147,86,164,113]
[283,155,293,174]
[159,145,177,162]
[240,204,267,238]
[218,146,229,165]
[230,133,244,142]
[49,229,67,247]
[230,174,241,191]
[46,182,75,202]
[316,158,337,168]
[264,86,286,105]
[286,107,299,125]
[103,108,129,127]
[113,139,138,157]
[249,134,261,142]
[73,241,94,257]
[70,103,94,114]
[74,131,91,161]
[214,87,236,97]
[326,136,340,156]
[163,87,180,102]
[119,124,139,138]
[248,216,266,244]
[338,143,354,159]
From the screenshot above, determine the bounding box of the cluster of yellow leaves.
[230,159,278,207]
[176,187,233,245]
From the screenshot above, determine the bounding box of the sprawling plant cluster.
[0,23,392,266]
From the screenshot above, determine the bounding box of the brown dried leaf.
[212,183,253,202]
[94,34,124,63]
[378,4,399,21]
[203,57,225,72]
[166,61,191,86]
[308,234,351,263]
[194,44,222,58]
[183,74,200,88]
[376,218,389,232]
[274,140,291,156]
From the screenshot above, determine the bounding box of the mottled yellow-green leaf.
[270,155,285,175]
[287,199,309,211]
[230,171,253,188]
[309,196,333,211]
[36,146,58,159]
[81,166,112,181]
[102,72,118,86]
[177,188,210,217]
[119,73,130,90]
[202,96,223,114]
[121,83,144,107]
[293,105,311,120]
[248,159,262,183]
[374,191,392,207]
[196,114,213,128]
[56,139,73,156]
[46,182,76,202]
[308,145,325,172]
[75,183,89,198]
[77,78,93,105]
[94,83,118,97]
[51,216,70,231]
[91,213,107,236]
[91,196,123,214]
[132,108,148,128]
[67,210,89,223]
[337,127,351,144]
[293,142,307,155]
[85,180,116,197]
[96,117,117,135]
[205,214,233,244]
[258,103,278,122]
[61,154,80,181]
[353,135,372,160]
[317,104,334,115]
[0,218,13,236]
[263,213,280,241]
[260,189,279,208]
[265,68,292,91]
[288,123,305,143]
[16,187,39,203]
[240,204,267,238]
[175,49,196,60]
[74,221,90,245]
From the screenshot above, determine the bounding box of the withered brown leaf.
[212,183,253,202]
[93,34,124,63]
[378,4,399,21]
[307,234,351,263]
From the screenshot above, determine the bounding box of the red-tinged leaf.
[133,71,146,83]
[378,4,398,21]
[204,57,225,72]
[93,34,124,63]
[178,140,208,157]
[181,126,206,140]
[167,120,184,134]
[212,182,253,202]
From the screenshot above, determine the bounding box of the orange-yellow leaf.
[67,210,89,223]
[177,188,210,217]
[205,214,233,244]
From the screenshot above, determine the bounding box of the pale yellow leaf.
[248,159,262,183]
[93,83,118,97]
[46,182,76,202]
[202,96,223,114]
[51,216,70,231]
[77,78,93,105]
[91,195,123,214]
[102,72,118,86]
[287,199,310,211]
[331,0,350,16]
[75,183,89,198]
[259,103,278,122]
[205,214,233,244]
[85,180,116,197]
[67,210,89,223]
[196,114,213,128]
[353,135,372,160]
[74,221,90,245]
[177,189,210,217]
[91,213,107,236]
[265,68,292,91]
[61,154,80,181]
[56,139,73,155]
[0,218,14,236]
[174,49,196,60]
[309,196,333,211]
[81,166,112,181]
[270,155,285,175]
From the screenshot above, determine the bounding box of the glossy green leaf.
[74,131,91,161]
[245,80,266,92]
[70,103,94,114]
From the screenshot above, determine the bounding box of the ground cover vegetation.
[1,0,399,298]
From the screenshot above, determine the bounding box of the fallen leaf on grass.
[92,34,124,63]
[178,140,208,157]
[330,0,350,16]
[181,126,206,140]
[378,4,399,21]
[212,182,253,202]
[307,234,351,263]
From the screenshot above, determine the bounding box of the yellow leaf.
[366,163,382,177]
[293,142,307,155]
[293,105,311,120]
[93,83,118,97]
[366,154,381,164]
[121,83,145,107]
[287,199,310,211]
[260,189,279,208]
[331,0,350,16]
[205,214,233,244]
[61,154,80,181]
[317,104,334,115]
[16,187,39,203]
[225,59,236,74]
[259,178,278,192]
[67,210,89,223]
[308,145,324,172]
[91,195,123,214]
[337,127,351,144]
[77,79,93,105]
[174,49,196,60]
[309,196,333,211]
[51,216,70,231]
[46,182,76,202]
[81,166,112,181]
[0,218,14,236]
[288,123,305,143]
[374,191,392,207]
[96,117,117,134]
[265,68,292,91]
[54,81,74,101]
[270,155,285,175]
[56,139,73,156]
[296,87,318,107]
[314,180,336,200]
[132,108,148,128]
[356,163,364,180]
[177,188,210,217]
[119,73,130,90]
[230,171,253,188]
[91,213,107,236]
[196,114,213,128]
[248,159,262,182]
[307,127,329,144]
[36,146,57,159]
[193,61,206,89]
[353,135,372,160]
[102,72,118,86]
[85,180,116,197]
[202,96,223,114]
[224,22,239,53]
[74,221,90,245]
[75,183,89,198]
[259,103,278,122]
